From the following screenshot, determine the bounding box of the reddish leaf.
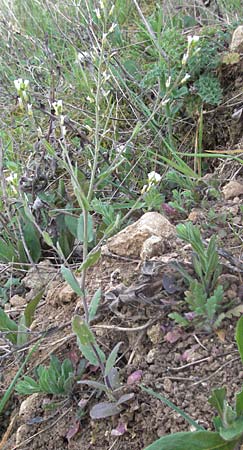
[111,422,127,436]
[164,327,184,344]
[127,370,143,385]
[66,420,80,442]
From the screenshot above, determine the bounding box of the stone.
[106,212,175,258]
[230,26,243,53]
[222,181,243,200]
[9,295,26,307]
[23,260,56,292]
[45,280,81,305]
[19,393,41,420]
[147,324,162,345]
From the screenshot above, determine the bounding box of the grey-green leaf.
[105,342,122,377]
[236,316,243,364]
[144,431,238,450]
[61,266,82,296]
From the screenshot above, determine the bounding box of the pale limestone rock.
[45,280,80,305]
[23,260,56,291]
[230,26,243,52]
[16,425,29,446]
[222,181,243,200]
[147,323,162,344]
[19,393,41,420]
[140,235,164,260]
[107,212,175,258]
[9,295,26,307]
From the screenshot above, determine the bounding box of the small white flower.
[76,51,90,63]
[182,52,189,66]
[22,90,28,101]
[99,0,105,9]
[141,184,148,194]
[37,127,43,138]
[95,8,101,19]
[52,99,63,115]
[61,125,67,137]
[148,171,162,184]
[18,97,24,109]
[187,35,200,46]
[86,96,94,103]
[165,76,171,88]
[161,98,170,106]
[180,73,191,84]
[103,70,110,82]
[109,5,115,15]
[14,78,23,91]
[108,23,117,34]
[24,79,29,89]
[60,114,65,125]
[27,103,33,116]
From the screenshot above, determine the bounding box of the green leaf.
[72,316,95,346]
[17,315,28,346]
[209,388,227,419]
[42,231,54,248]
[144,431,238,450]
[22,221,41,262]
[61,266,82,296]
[89,288,102,323]
[105,342,122,377]
[72,316,105,366]
[78,380,109,393]
[15,376,41,395]
[65,215,78,238]
[77,249,101,273]
[220,417,243,441]
[236,388,243,416]
[0,239,17,263]
[236,316,243,364]
[77,213,94,243]
[24,290,44,328]
[168,312,189,327]
[0,307,18,344]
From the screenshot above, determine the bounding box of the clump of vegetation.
[170,222,224,330]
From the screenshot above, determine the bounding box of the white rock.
[230,26,243,52]
[9,295,26,307]
[107,212,175,258]
[222,180,243,200]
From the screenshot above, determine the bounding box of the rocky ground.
[1,176,243,450]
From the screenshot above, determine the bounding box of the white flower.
[182,52,189,66]
[86,96,94,103]
[24,79,29,89]
[148,171,162,184]
[18,97,24,109]
[14,78,23,91]
[180,73,191,84]
[22,90,28,101]
[109,5,115,15]
[27,104,33,116]
[52,99,63,115]
[95,8,101,19]
[165,76,171,88]
[76,51,90,63]
[141,184,148,194]
[103,70,110,82]
[99,0,105,9]
[187,35,200,46]
[61,125,67,137]
[108,23,117,34]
